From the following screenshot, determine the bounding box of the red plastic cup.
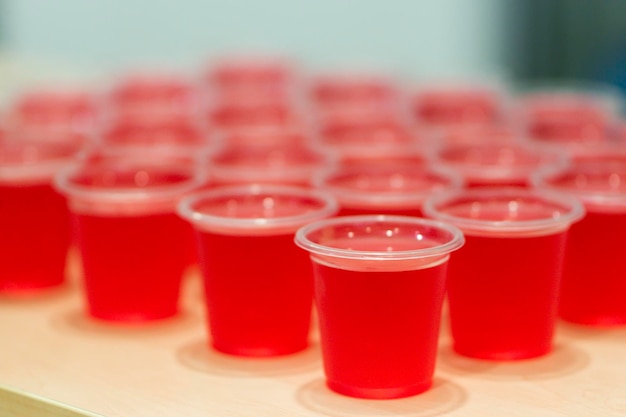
[517,84,620,148]
[208,133,335,187]
[206,55,295,97]
[316,110,422,163]
[411,84,505,127]
[208,99,300,131]
[8,88,96,133]
[206,55,295,89]
[309,72,400,112]
[533,150,626,325]
[434,140,567,187]
[99,117,213,153]
[178,185,338,356]
[0,137,82,293]
[54,157,206,321]
[423,188,584,360]
[315,164,462,217]
[105,71,198,122]
[439,124,518,145]
[295,215,464,399]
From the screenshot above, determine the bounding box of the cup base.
[453,344,551,361]
[326,379,432,400]
[211,341,308,358]
[560,315,626,327]
[88,308,179,323]
[0,279,65,295]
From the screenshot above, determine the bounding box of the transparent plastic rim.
[312,164,463,208]
[531,157,626,212]
[435,141,569,182]
[514,79,624,120]
[295,214,464,261]
[422,187,585,236]
[177,184,339,234]
[54,161,208,204]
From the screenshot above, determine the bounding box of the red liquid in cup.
[318,165,460,217]
[210,101,296,130]
[559,211,626,325]
[110,76,195,118]
[76,213,189,321]
[535,154,626,325]
[102,119,208,149]
[424,191,582,359]
[210,142,330,187]
[0,184,70,292]
[197,232,314,356]
[179,186,338,356]
[523,99,611,144]
[337,206,422,217]
[314,260,447,398]
[312,77,398,110]
[12,90,95,130]
[296,217,463,399]
[560,211,626,324]
[59,163,201,321]
[436,142,563,188]
[447,232,566,359]
[412,90,501,126]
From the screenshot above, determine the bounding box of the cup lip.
[422,187,585,236]
[177,184,339,234]
[0,139,85,185]
[294,214,464,261]
[434,140,569,182]
[514,79,624,114]
[312,163,463,209]
[530,150,626,211]
[53,157,208,205]
[208,139,337,184]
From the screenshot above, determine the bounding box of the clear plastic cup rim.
[177,184,339,235]
[531,157,626,212]
[294,214,464,261]
[54,161,208,205]
[313,164,463,209]
[422,187,586,237]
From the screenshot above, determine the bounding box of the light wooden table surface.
[1,257,625,417]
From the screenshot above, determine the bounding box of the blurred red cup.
[295,215,464,399]
[105,71,199,122]
[178,184,338,356]
[424,188,584,360]
[517,82,622,148]
[208,98,301,131]
[532,149,626,325]
[411,83,506,128]
[209,131,335,187]
[205,55,296,100]
[0,132,83,293]
[434,140,567,188]
[8,88,97,133]
[314,163,462,217]
[316,110,423,163]
[99,117,213,154]
[309,72,401,112]
[54,155,207,321]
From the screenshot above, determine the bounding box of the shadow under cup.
[294,215,464,400]
[54,159,206,321]
[423,188,585,360]
[177,185,338,357]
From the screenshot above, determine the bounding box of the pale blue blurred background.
[2,0,626,90]
[1,0,507,79]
